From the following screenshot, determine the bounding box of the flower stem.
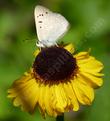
[56,114,64,121]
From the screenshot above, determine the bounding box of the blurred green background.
[0,0,110,121]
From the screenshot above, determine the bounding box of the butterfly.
[34,5,69,48]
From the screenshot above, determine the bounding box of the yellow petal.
[63,81,79,111]
[79,71,103,88]
[44,85,57,117]
[72,77,94,105]
[38,84,46,116]
[33,49,40,57]
[8,77,39,113]
[64,44,75,54]
[52,84,67,113]
[77,56,104,74]
[74,52,89,60]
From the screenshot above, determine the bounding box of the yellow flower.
[8,44,104,117]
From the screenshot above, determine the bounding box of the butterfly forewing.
[34,5,69,47]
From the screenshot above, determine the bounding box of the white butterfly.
[34,5,69,48]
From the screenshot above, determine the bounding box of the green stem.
[56,113,64,121]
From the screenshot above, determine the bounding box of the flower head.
[8,44,104,117]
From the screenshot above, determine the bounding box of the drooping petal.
[8,75,39,113]
[63,81,79,111]
[43,84,57,117]
[52,84,67,113]
[79,72,103,88]
[72,77,94,105]
[37,83,46,116]
[76,53,104,74]
[75,51,103,88]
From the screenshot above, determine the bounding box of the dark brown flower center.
[33,46,77,82]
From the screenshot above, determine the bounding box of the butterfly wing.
[34,5,69,47]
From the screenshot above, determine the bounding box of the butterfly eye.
[45,12,48,14]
